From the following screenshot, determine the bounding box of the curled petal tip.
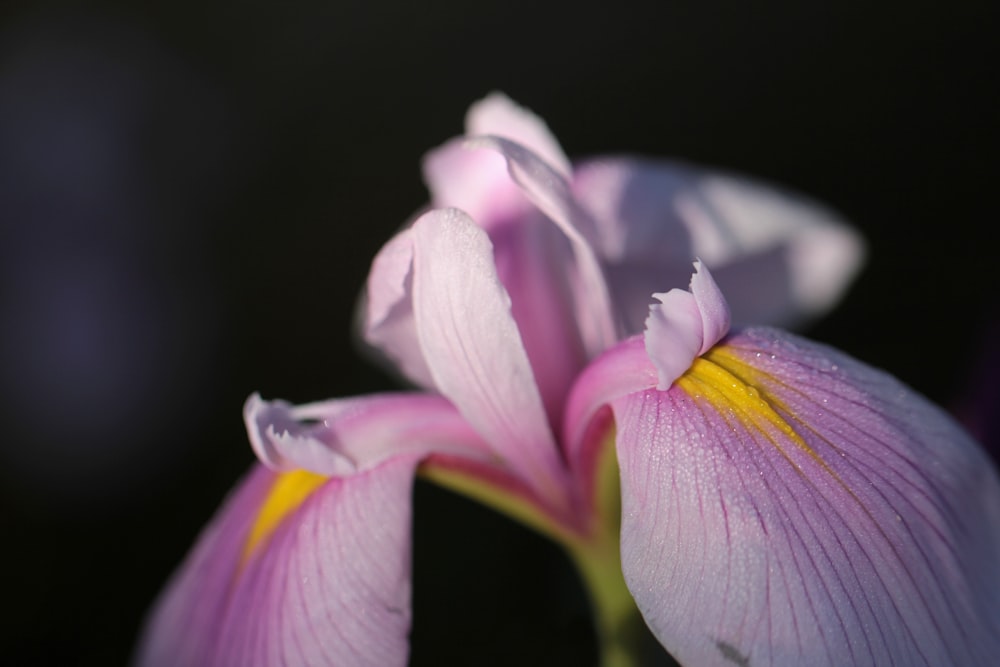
[244,393,356,476]
[644,261,731,390]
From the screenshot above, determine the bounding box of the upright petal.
[422,138,527,231]
[485,209,590,431]
[572,158,866,331]
[615,328,1000,666]
[410,208,570,502]
[421,93,572,228]
[363,227,436,389]
[465,92,572,178]
[466,135,618,357]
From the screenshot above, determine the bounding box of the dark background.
[1,1,996,665]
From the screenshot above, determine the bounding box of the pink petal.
[421,92,571,229]
[422,138,528,231]
[135,465,277,666]
[644,261,731,390]
[219,457,419,666]
[410,208,570,502]
[245,391,494,474]
[136,457,422,667]
[485,209,590,432]
[572,158,866,330]
[363,227,436,389]
[364,204,589,431]
[562,335,658,472]
[465,92,572,179]
[140,391,503,666]
[466,135,618,358]
[614,328,1000,666]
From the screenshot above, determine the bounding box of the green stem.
[565,533,645,667]
[561,427,647,667]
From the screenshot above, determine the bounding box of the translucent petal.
[573,158,866,331]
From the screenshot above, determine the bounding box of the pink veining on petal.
[215,456,420,667]
[615,327,1000,667]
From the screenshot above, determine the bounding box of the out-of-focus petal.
[465,92,572,178]
[137,456,421,667]
[410,208,570,501]
[467,136,617,357]
[421,93,570,230]
[135,465,276,666]
[644,261,731,390]
[422,138,527,230]
[245,391,494,474]
[615,327,1000,667]
[573,158,866,330]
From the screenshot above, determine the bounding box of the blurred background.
[1,1,996,664]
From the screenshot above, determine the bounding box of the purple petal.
[136,457,421,666]
[572,158,866,330]
[410,208,570,501]
[644,261,731,390]
[614,327,1000,666]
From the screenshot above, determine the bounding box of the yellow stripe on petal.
[676,348,829,474]
[241,470,328,565]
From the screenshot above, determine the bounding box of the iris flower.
[136,94,1000,666]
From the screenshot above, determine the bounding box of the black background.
[1,1,997,665]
